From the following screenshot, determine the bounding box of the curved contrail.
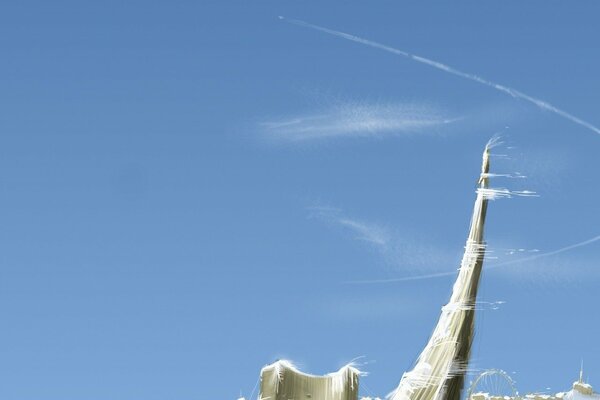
[279,16,600,136]
[279,16,600,283]
[345,235,600,284]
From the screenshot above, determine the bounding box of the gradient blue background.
[1,2,599,399]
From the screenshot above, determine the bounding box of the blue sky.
[1,2,600,399]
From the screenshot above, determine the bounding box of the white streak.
[441,300,505,312]
[345,235,600,284]
[280,17,600,136]
[309,205,453,272]
[480,172,527,179]
[492,234,600,268]
[261,102,455,141]
[477,187,538,200]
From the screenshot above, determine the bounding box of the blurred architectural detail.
[468,368,598,400]
[254,142,596,400]
[388,143,493,400]
[259,360,360,400]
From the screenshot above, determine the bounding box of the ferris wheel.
[467,369,518,400]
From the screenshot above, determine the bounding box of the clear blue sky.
[1,2,600,399]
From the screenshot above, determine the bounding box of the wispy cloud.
[261,102,456,142]
[343,235,600,285]
[308,205,457,273]
[280,16,600,137]
[308,205,600,285]
[504,147,572,192]
[492,254,600,285]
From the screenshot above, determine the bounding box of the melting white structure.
[259,360,360,400]
[388,143,493,400]
[258,143,496,400]
[256,142,594,400]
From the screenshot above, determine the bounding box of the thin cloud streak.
[494,255,600,284]
[280,16,600,136]
[344,234,600,284]
[309,205,455,273]
[261,102,456,142]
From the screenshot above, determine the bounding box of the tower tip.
[478,142,491,187]
[482,144,490,174]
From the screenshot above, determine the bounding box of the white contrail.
[344,234,600,284]
[492,234,600,267]
[279,16,600,136]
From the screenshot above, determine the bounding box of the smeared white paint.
[259,359,363,400]
[339,136,597,284]
[280,16,600,136]
[480,172,527,179]
[388,143,493,400]
[442,300,506,312]
[477,187,538,200]
[493,235,600,268]
[345,234,600,284]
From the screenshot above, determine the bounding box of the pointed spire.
[580,360,584,383]
[478,142,491,188]
[389,141,494,400]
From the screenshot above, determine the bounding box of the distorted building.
[254,141,596,400]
